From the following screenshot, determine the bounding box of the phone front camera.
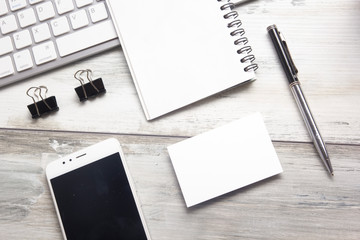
[62,161,65,164]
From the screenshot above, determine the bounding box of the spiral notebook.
[107,0,258,120]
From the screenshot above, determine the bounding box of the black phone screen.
[51,153,148,240]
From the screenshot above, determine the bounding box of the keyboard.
[0,0,119,88]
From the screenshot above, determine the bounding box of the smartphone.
[46,138,151,240]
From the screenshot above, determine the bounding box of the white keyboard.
[0,0,119,87]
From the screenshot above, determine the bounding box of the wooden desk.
[0,0,359,239]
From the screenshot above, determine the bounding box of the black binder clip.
[74,69,106,102]
[26,86,59,119]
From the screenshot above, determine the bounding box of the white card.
[167,112,283,207]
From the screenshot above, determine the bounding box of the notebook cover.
[107,0,256,120]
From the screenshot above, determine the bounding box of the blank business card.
[167,112,283,207]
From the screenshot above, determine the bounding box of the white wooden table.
[1,0,359,239]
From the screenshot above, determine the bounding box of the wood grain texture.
[0,0,359,239]
[0,130,359,240]
[0,0,359,144]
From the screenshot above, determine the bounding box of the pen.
[267,24,333,176]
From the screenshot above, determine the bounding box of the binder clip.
[74,69,106,101]
[26,86,59,119]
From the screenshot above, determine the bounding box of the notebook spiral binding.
[218,0,258,72]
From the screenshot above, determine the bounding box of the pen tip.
[324,157,333,176]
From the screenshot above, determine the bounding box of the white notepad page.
[167,113,283,207]
[107,0,256,120]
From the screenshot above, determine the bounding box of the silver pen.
[267,24,333,176]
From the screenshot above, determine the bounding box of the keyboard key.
[89,2,108,23]
[55,0,74,15]
[51,16,70,36]
[32,23,51,43]
[0,15,18,34]
[14,49,33,72]
[29,0,44,4]
[56,20,117,57]
[13,29,33,49]
[9,0,27,11]
[69,9,89,29]
[0,0,9,16]
[75,0,93,8]
[0,36,13,56]
[36,1,55,21]
[32,41,57,65]
[18,8,37,28]
[0,56,15,78]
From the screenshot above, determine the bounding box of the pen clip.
[279,32,298,76]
